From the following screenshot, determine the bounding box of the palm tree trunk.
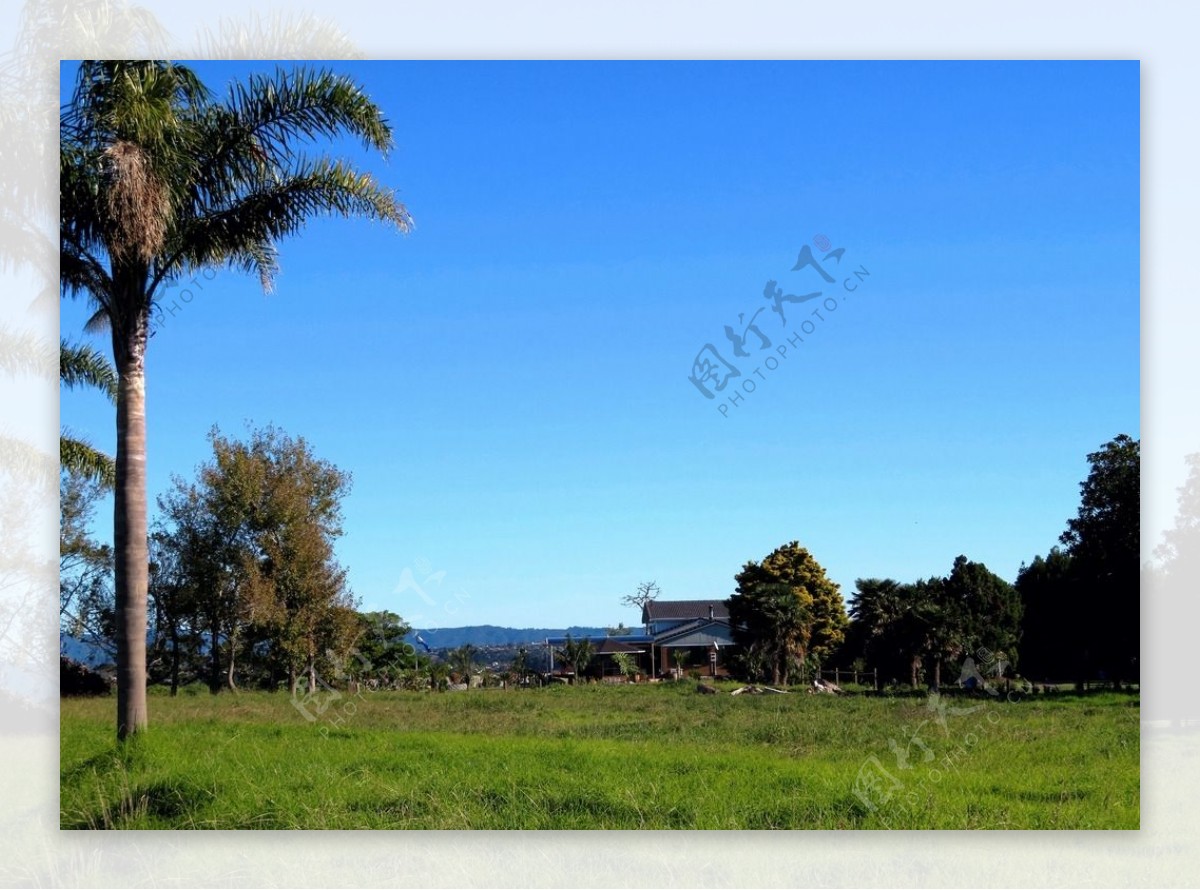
[114,352,149,740]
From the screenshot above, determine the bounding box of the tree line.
[726,434,1139,689]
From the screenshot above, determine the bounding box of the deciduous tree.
[155,424,358,695]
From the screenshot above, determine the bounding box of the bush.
[60,657,111,696]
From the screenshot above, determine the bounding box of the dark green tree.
[355,610,413,680]
[727,580,811,685]
[1014,548,1077,681]
[939,555,1022,682]
[849,562,1017,689]
[155,461,249,693]
[848,577,928,686]
[728,541,846,683]
[1058,434,1139,684]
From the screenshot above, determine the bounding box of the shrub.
[60,657,111,696]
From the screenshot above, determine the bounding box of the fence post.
[874,668,879,692]
[835,668,840,686]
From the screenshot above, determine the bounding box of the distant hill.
[404,625,609,649]
[60,633,114,669]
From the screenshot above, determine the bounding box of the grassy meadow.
[60,683,1139,829]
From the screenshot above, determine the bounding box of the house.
[546,599,739,681]
[642,600,736,677]
[642,599,729,635]
[544,634,651,681]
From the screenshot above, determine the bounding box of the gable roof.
[591,637,646,655]
[642,599,729,624]
[653,617,737,648]
[544,636,648,653]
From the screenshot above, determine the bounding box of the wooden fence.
[815,667,879,690]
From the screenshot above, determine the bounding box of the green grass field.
[60,683,1139,829]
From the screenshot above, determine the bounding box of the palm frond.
[63,61,211,149]
[60,142,109,267]
[0,215,55,276]
[63,62,210,274]
[191,13,364,60]
[176,66,397,221]
[0,435,56,491]
[60,432,116,489]
[159,157,410,292]
[82,309,112,335]
[0,331,56,378]
[60,241,113,304]
[60,340,118,402]
[218,65,393,162]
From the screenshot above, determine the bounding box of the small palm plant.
[610,651,636,682]
[671,649,690,679]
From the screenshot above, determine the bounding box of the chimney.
[708,604,714,620]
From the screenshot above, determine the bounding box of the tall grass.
[60,683,1139,829]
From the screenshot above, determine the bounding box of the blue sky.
[61,60,1140,631]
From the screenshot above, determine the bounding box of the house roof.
[642,599,729,624]
[544,636,647,653]
[591,637,646,655]
[654,617,737,648]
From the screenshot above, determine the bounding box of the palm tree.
[558,635,595,684]
[728,581,811,686]
[60,61,412,740]
[449,644,478,683]
[60,339,118,487]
